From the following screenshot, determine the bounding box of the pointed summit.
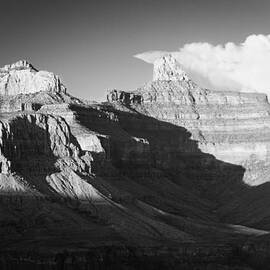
[153,54,189,81]
[0,60,36,73]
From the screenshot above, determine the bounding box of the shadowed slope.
[69,101,270,233]
[1,59,270,268]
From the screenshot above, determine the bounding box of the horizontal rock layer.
[108,75,270,186]
[1,57,270,268]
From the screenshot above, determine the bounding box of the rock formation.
[153,54,189,81]
[109,54,270,187]
[107,89,143,105]
[1,59,270,269]
[0,113,93,196]
[0,61,81,113]
[0,60,66,96]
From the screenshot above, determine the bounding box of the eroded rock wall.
[109,55,270,186]
[0,113,92,196]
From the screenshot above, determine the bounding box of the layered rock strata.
[1,59,270,268]
[108,54,270,186]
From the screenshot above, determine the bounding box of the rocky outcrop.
[153,54,190,81]
[0,60,66,96]
[134,80,270,168]
[107,89,143,105]
[0,113,93,196]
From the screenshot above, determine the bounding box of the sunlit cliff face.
[132,53,270,187]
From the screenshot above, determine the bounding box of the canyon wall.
[1,59,270,268]
[0,113,93,197]
[108,54,270,186]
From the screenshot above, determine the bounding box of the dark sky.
[0,0,269,100]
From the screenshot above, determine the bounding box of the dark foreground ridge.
[0,244,256,270]
[0,59,270,269]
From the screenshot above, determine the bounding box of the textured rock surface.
[109,54,270,187]
[135,79,270,172]
[0,113,92,195]
[0,60,66,96]
[1,58,270,268]
[107,89,143,105]
[153,54,190,81]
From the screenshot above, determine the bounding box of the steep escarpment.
[0,60,66,95]
[1,58,270,268]
[0,60,84,113]
[0,113,93,196]
[134,80,270,185]
[108,54,270,185]
[0,111,206,249]
[105,54,270,231]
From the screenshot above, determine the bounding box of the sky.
[0,0,270,101]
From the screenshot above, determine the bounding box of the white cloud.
[135,34,270,98]
[135,51,169,63]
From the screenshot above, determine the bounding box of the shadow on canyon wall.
[70,104,247,219]
[3,106,270,233]
[0,107,270,269]
[71,103,270,232]
[2,116,60,197]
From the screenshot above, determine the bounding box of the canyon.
[0,57,270,269]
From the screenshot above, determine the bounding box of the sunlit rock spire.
[153,54,189,81]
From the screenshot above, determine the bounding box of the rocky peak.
[106,54,193,107]
[0,60,66,96]
[153,54,189,81]
[0,60,35,73]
